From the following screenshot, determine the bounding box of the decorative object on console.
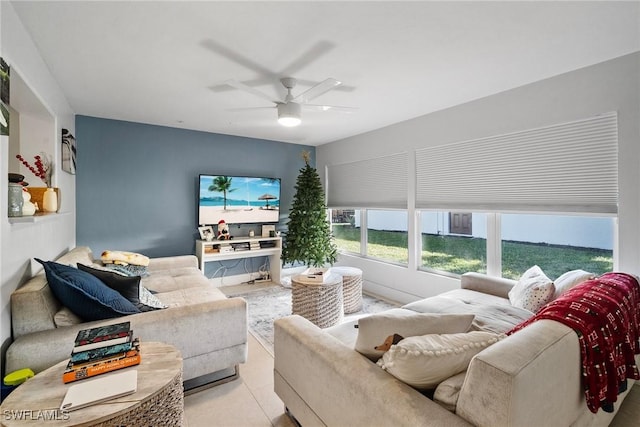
[261,224,275,237]
[198,225,214,241]
[61,128,77,174]
[217,219,232,240]
[281,151,337,267]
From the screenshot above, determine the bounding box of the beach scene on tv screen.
[199,175,280,225]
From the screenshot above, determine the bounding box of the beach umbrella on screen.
[258,194,277,209]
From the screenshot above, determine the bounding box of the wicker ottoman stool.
[331,266,363,314]
[291,273,343,328]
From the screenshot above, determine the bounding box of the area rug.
[224,284,399,355]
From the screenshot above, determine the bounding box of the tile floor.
[184,333,295,427]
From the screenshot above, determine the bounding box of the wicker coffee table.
[0,342,183,426]
[331,266,363,314]
[291,273,343,328]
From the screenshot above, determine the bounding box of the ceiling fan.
[225,77,355,127]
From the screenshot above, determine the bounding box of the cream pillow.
[377,331,502,390]
[508,265,555,313]
[553,269,595,299]
[355,309,475,361]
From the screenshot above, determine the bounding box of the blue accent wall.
[76,116,314,277]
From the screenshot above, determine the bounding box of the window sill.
[8,211,71,224]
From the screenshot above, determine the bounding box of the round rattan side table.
[0,342,183,427]
[331,266,363,314]
[291,273,343,328]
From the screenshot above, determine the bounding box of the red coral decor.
[16,153,51,187]
[508,272,640,413]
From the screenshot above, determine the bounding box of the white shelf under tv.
[195,236,282,284]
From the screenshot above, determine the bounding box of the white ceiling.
[10,1,640,146]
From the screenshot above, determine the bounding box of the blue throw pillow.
[35,259,140,321]
[77,264,166,312]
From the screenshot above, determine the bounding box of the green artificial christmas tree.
[282,151,337,267]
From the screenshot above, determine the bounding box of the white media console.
[195,236,282,284]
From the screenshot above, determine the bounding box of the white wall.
[1,2,75,375]
[318,53,640,303]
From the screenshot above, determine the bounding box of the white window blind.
[415,112,618,214]
[327,152,408,209]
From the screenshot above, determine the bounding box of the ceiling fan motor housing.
[278,102,302,127]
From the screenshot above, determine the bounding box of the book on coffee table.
[60,369,138,411]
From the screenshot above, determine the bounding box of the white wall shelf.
[8,211,71,224]
[195,236,282,284]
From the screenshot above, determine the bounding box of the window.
[366,210,408,264]
[419,212,487,275]
[331,209,361,254]
[501,214,614,280]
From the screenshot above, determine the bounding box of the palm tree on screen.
[209,176,236,210]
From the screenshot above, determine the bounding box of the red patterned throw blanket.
[508,272,640,413]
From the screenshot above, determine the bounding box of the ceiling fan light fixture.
[277,102,302,127]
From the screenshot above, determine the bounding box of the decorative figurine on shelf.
[217,219,232,240]
[21,187,37,216]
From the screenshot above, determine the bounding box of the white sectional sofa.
[5,246,248,390]
[274,272,639,427]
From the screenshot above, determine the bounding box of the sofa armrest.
[274,315,473,427]
[460,272,516,299]
[5,297,247,375]
[147,254,198,272]
[457,320,584,427]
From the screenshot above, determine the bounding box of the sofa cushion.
[77,264,166,312]
[141,269,209,293]
[35,259,140,321]
[552,269,595,300]
[155,286,227,308]
[376,331,503,390]
[355,309,475,361]
[434,370,467,412]
[508,265,555,312]
[403,289,533,334]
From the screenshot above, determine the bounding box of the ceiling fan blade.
[228,106,276,112]
[279,41,335,77]
[224,80,278,104]
[303,104,357,112]
[293,78,342,104]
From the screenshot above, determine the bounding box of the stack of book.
[63,321,141,383]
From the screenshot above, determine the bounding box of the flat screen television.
[198,174,281,226]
